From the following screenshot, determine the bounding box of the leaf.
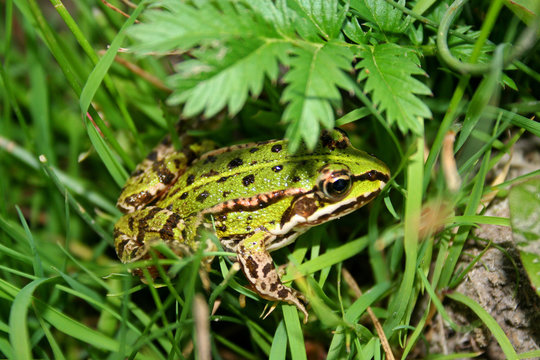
[282,42,355,150]
[350,0,408,34]
[356,43,432,134]
[509,178,540,297]
[129,0,286,53]
[286,0,348,41]
[504,0,539,25]
[10,278,51,360]
[130,0,293,118]
[342,17,368,44]
[456,45,503,151]
[167,39,291,117]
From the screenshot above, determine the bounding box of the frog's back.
[157,131,388,219]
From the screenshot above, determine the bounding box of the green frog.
[114,129,390,322]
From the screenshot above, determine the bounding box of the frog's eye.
[318,164,353,200]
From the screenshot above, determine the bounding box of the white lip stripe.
[270,214,307,236]
[266,231,304,251]
[269,181,385,237]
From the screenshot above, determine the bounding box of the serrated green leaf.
[129,0,284,53]
[350,0,408,33]
[343,17,368,44]
[282,42,355,150]
[356,43,432,134]
[130,0,294,119]
[168,39,291,117]
[286,0,347,40]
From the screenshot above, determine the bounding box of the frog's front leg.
[237,231,309,323]
[114,206,189,277]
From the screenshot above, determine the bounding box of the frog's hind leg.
[114,206,189,277]
[117,137,216,213]
[236,232,309,323]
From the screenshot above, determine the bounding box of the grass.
[1,0,540,359]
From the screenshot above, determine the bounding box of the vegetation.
[1,0,539,358]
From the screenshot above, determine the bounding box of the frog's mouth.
[266,183,384,252]
[275,179,386,236]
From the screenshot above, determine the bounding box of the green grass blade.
[0,136,118,214]
[36,314,66,360]
[15,206,43,278]
[85,121,129,187]
[283,305,306,360]
[269,320,287,360]
[35,298,120,352]
[79,1,146,117]
[344,281,391,323]
[384,137,423,335]
[446,292,518,360]
[282,235,368,282]
[9,278,52,360]
[38,155,113,243]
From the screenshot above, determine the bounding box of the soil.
[412,136,540,359]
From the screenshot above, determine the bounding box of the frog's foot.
[114,206,188,277]
[261,302,278,320]
[237,234,309,323]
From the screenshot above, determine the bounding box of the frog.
[114,129,390,323]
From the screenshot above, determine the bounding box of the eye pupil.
[332,179,348,193]
[323,176,351,199]
[317,164,353,200]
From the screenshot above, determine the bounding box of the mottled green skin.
[114,129,390,322]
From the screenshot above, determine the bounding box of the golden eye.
[319,164,353,200]
[328,177,350,195]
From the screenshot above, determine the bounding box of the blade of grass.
[9,278,53,360]
[452,215,510,227]
[518,350,540,359]
[39,155,113,243]
[18,0,136,172]
[384,137,423,335]
[214,333,258,360]
[15,206,43,278]
[34,297,120,352]
[282,235,368,282]
[447,292,518,360]
[28,42,55,165]
[440,147,491,289]
[50,0,141,147]
[455,46,503,151]
[86,120,129,187]
[79,0,147,143]
[35,314,65,360]
[0,136,118,214]
[283,305,307,360]
[344,281,392,323]
[269,320,287,360]
[0,215,33,264]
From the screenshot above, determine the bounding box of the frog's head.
[278,129,390,233]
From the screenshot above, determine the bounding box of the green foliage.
[356,44,432,134]
[1,0,540,359]
[509,179,540,297]
[128,0,433,149]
